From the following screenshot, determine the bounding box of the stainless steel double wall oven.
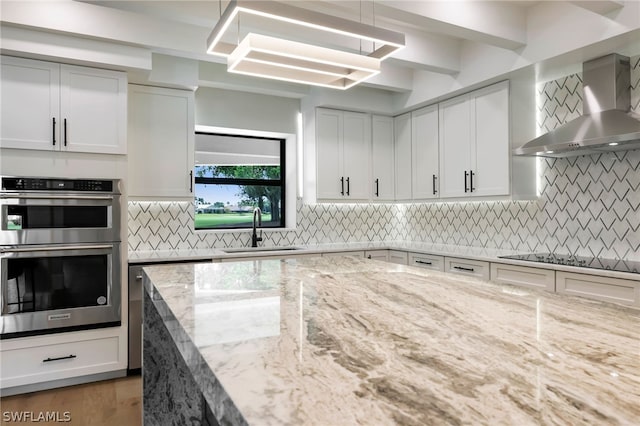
[0,176,122,339]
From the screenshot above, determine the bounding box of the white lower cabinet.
[365,250,389,261]
[322,251,365,258]
[0,331,124,390]
[408,253,445,271]
[490,263,555,291]
[556,272,639,307]
[220,254,315,262]
[388,250,408,265]
[445,257,490,280]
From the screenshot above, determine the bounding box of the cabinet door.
[60,65,127,154]
[411,105,439,199]
[316,108,343,199]
[128,85,194,198]
[342,111,370,200]
[393,113,412,201]
[0,56,60,150]
[388,250,408,265]
[439,95,472,198]
[472,82,510,197]
[371,115,395,201]
[365,250,389,261]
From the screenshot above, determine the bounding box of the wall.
[195,87,300,134]
[128,55,640,261]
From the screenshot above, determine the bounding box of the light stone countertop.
[130,241,640,281]
[143,256,640,425]
[128,241,514,263]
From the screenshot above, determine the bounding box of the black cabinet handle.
[415,260,432,265]
[43,354,76,363]
[454,266,475,272]
[470,170,475,192]
[52,117,56,146]
[432,174,437,195]
[464,171,469,193]
[340,177,345,196]
[346,177,350,196]
[64,118,68,146]
[375,178,379,197]
[189,171,193,193]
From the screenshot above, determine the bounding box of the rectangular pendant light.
[228,33,380,90]
[207,0,405,60]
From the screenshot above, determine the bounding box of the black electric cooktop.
[498,253,640,275]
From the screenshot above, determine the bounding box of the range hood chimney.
[514,54,640,158]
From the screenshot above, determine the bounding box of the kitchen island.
[142,256,639,425]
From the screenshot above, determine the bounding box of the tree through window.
[194,133,285,230]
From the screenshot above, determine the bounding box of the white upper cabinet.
[60,65,127,154]
[439,81,509,198]
[472,82,510,197]
[393,113,412,201]
[128,85,195,198]
[439,95,473,198]
[371,115,395,201]
[316,108,370,201]
[411,105,439,200]
[1,56,60,150]
[0,56,127,154]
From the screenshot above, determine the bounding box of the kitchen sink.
[221,246,306,254]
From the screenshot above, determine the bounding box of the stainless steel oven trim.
[0,194,120,245]
[0,194,115,200]
[0,243,121,337]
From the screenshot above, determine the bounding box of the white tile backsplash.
[128,55,640,261]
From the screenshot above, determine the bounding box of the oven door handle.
[0,244,114,254]
[0,194,114,201]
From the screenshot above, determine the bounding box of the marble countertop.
[128,241,515,263]
[130,241,640,281]
[143,256,640,425]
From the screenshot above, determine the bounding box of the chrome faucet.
[251,207,263,247]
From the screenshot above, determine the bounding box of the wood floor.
[0,375,141,426]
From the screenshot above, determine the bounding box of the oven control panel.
[1,177,115,193]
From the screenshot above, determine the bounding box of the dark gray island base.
[143,287,246,426]
[142,257,640,426]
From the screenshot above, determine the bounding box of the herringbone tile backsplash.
[129,55,640,261]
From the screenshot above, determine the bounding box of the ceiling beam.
[374,0,527,51]
[568,1,625,15]
[0,0,212,61]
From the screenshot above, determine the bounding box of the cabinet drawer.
[365,250,389,262]
[1,336,120,387]
[322,251,365,258]
[388,250,408,265]
[408,253,444,271]
[491,263,555,291]
[445,257,490,280]
[556,272,639,307]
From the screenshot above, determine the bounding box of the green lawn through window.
[194,213,272,228]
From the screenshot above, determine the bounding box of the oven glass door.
[0,194,120,245]
[0,244,121,337]
[4,253,108,314]
[6,205,108,230]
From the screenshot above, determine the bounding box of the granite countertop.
[143,256,640,425]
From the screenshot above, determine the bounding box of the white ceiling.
[2,0,640,108]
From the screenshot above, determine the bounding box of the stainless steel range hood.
[514,54,640,158]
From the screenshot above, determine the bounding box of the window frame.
[193,132,286,231]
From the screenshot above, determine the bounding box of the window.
[194,133,285,230]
